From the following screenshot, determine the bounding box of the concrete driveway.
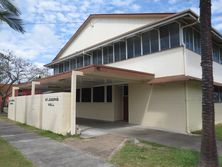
[77,118,222,155]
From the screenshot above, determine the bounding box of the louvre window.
[193,31,201,54]
[213,45,220,63]
[160,25,170,50]
[142,31,151,55]
[150,29,159,53]
[64,61,70,72]
[127,36,141,58]
[93,50,102,65]
[76,89,80,102]
[169,23,180,48]
[77,56,83,68]
[214,86,222,103]
[114,41,126,62]
[59,63,63,73]
[183,27,193,50]
[84,55,91,66]
[54,65,59,74]
[81,88,91,102]
[103,46,113,64]
[220,49,222,64]
[70,59,76,69]
[106,86,112,102]
[93,86,104,102]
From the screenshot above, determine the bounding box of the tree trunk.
[199,0,219,166]
[0,96,6,113]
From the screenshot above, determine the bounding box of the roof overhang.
[148,75,222,87]
[18,65,154,91]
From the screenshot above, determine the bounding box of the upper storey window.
[93,50,102,65]
[64,61,70,72]
[127,36,141,58]
[84,55,91,66]
[213,45,220,63]
[77,56,83,68]
[59,63,63,73]
[159,23,180,50]
[70,59,76,70]
[103,46,113,64]
[114,41,126,62]
[183,27,193,50]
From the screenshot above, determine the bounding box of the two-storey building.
[10,9,222,134]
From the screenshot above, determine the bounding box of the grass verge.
[0,137,34,167]
[110,140,222,167]
[17,123,81,141]
[0,113,81,141]
[192,124,222,140]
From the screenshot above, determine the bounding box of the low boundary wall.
[8,92,71,135]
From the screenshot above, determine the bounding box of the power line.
[23,21,84,25]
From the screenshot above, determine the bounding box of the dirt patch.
[64,134,127,160]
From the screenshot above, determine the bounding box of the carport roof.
[18,65,154,89]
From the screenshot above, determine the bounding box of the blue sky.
[0,0,222,68]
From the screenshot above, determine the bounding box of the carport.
[11,65,154,135]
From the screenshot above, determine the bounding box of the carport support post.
[71,71,83,135]
[12,87,19,120]
[31,81,40,95]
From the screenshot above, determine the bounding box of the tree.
[0,0,25,33]
[199,0,219,166]
[0,51,49,112]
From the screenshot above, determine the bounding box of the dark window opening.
[93,86,104,102]
[81,88,91,102]
[59,63,63,73]
[76,89,80,102]
[70,59,76,69]
[106,86,112,102]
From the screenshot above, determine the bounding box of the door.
[123,85,128,122]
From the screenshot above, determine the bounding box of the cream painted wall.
[108,47,185,77]
[60,17,164,59]
[8,97,15,120]
[26,95,42,128]
[42,93,71,135]
[15,96,26,123]
[187,81,222,131]
[129,82,187,133]
[186,49,222,84]
[76,85,123,121]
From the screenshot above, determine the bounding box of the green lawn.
[111,141,222,167]
[192,124,222,140]
[0,138,34,167]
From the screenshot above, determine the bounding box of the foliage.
[0,0,25,33]
[0,51,50,112]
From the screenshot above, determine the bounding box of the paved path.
[0,119,114,167]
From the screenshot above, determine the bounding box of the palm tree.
[0,0,25,33]
[199,0,219,166]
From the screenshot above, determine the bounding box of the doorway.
[123,85,128,122]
